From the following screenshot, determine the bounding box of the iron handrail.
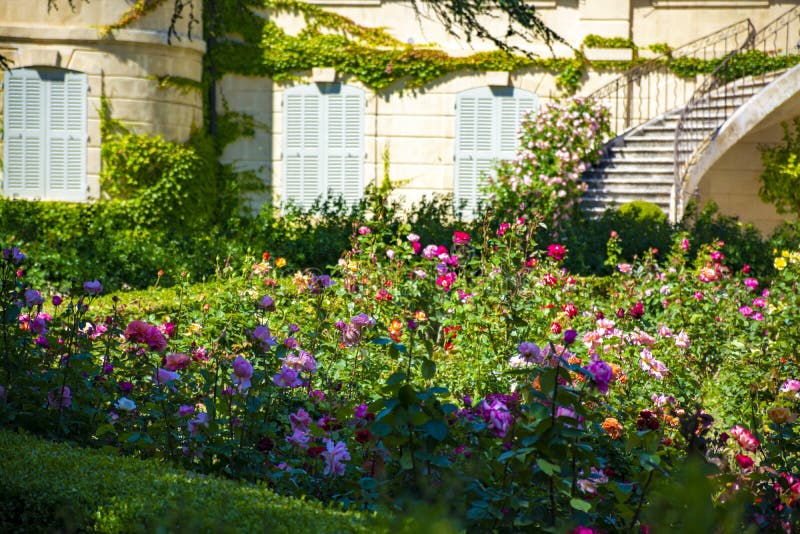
[673,5,800,218]
[587,19,755,136]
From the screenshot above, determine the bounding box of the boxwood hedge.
[0,429,371,533]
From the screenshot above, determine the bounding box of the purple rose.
[83,280,103,295]
[24,289,44,308]
[258,295,276,311]
[563,329,578,345]
[586,358,613,394]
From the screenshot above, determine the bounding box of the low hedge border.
[0,428,371,533]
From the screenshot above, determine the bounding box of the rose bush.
[5,211,800,531]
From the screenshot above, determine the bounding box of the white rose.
[115,397,136,411]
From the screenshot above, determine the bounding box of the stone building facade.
[0,0,204,201]
[1,1,797,231]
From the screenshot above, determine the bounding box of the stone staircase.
[581,71,784,218]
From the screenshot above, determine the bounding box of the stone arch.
[680,63,800,230]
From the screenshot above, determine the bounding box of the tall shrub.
[758,117,800,216]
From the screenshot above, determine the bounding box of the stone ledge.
[651,0,768,6]
[584,48,634,61]
[0,25,206,54]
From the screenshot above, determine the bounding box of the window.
[282,84,364,210]
[454,86,537,218]
[3,67,87,201]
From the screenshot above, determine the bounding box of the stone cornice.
[0,25,206,54]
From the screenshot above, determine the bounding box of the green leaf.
[537,458,560,476]
[420,358,436,379]
[419,419,448,441]
[569,498,591,512]
[386,372,406,386]
[371,421,392,437]
[398,384,416,407]
[639,452,661,471]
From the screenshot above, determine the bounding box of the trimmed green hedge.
[0,429,371,533]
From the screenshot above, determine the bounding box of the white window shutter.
[283,84,363,210]
[4,68,87,201]
[455,89,494,219]
[283,86,323,210]
[499,92,537,159]
[325,87,363,207]
[3,68,44,198]
[63,71,87,199]
[455,87,538,219]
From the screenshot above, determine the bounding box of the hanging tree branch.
[47,0,82,11]
[411,0,569,57]
[166,0,200,43]
[5,0,568,70]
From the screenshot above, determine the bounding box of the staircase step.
[611,138,675,148]
[597,157,675,165]
[586,174,674,182]
[580,56,790,219]
[582,195,672,208]
[583,185,673,195]
[608,145,676,153]
[581,201,671,217]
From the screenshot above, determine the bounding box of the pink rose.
[153,368,180,385]
[231,356,254,392]
[165,352,191,371]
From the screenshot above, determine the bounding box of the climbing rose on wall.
[485,97,611,226]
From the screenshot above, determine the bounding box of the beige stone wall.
[3,0,797,217]
[695,102,800,235]
[631,0,793,49]
[217,74,274,211]
[0,0,204,200]
[695,120,792,235]
[296,1,786,55]
[219,65,679,208]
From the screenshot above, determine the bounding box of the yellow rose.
[275,257,287,268]
[767,406,796,424]
[782,250,790,258]
[187,323,203,336]
[775,257,787,270]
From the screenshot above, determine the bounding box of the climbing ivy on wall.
[101,0,800,98]
[200,0,585,93]
[98,93,263,231]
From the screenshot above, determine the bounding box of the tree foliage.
[759,117,800,216]
[413,0,567,56]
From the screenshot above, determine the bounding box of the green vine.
[99,0,169,37]
[582,34,637,50]
[667,49,800,80]
[758,117,800,215]
[102,1,800,97]
[647,43,673,55]
[98,94,262,230]
[150,75,203,93]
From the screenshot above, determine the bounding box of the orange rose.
[768,406,797,424]
[602,417,623,440]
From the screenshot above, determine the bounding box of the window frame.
[2,67,88,201]
[281,83,365,210]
